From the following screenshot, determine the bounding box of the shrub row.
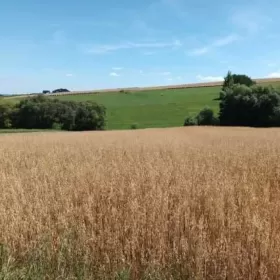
[0,96,106,131]
[184,107,219,126]
[185,72,280,128]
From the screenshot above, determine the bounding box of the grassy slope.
[1,81,280,131]
[55,87,220,129]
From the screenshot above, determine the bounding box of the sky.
[1,0,280,94]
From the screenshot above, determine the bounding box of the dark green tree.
[0,103,14,128]
[232,74,256,87]
[10,96,106,131]
[73,101,106,131]
[219,84,280,127]
[197,107,219,125]
[222,71,234,91]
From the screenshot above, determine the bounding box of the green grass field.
[1,81,280,131]
[55,87,220,129]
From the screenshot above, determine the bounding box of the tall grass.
[0,127,280,279]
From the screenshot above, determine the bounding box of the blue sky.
[1,0,280,94]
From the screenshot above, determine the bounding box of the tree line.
[0,96,106,131]
[185,72,280,127]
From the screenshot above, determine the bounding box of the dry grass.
[1,127,280,279]
[5,77,280,98]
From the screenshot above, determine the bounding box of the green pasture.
[1,81,280,131]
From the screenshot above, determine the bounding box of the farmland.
[1,78,280,130]
[56,86,220,129]
[1,127,280,279]
[1,86,220,130]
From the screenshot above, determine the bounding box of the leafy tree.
[73,101,106,131]
[219,84,280,127]
[184,108,218,126]
[9,96,106,131]
[196,107,219,125]
[184,116,198,126]
[222,71,255,93]
[232,74,255,87]
[222,71,234,91]
[0,103,14,128]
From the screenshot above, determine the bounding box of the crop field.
[1,127,280,279]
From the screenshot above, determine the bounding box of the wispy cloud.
[110,72,120,77]
[267,62,277,67]
[266,72,280,78]
[189,34,239,56]
[196,75,224,82]
[66,73,74,77]
[112,67,123,71]
[160,72,171,76]
[212,34,240,47]
[87,40,182,54]
[189,47,209,56]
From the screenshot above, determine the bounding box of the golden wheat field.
[1,127,280,279]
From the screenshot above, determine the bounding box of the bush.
[0,103,13,128]
[52,122,62,130]
[184,116,197,126]
[197,107,218,126]
[130,123,138,129]
[2,96,106,131]
[184,108,218,127]
[73,101,106,131]
[219,84,280,127]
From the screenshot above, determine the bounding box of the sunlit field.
[1,127,280,279]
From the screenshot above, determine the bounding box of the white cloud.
[66,73,74,77]
[267,62,277,67]
[160,72,171,76]
[188,34,239,56]
[266,72,280,78]
[189,47,209,56]
[87,40,182,54]
[110,72,120,77]
[213,34,240,47]
[112,67,123,71]
[196,75,224,82]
